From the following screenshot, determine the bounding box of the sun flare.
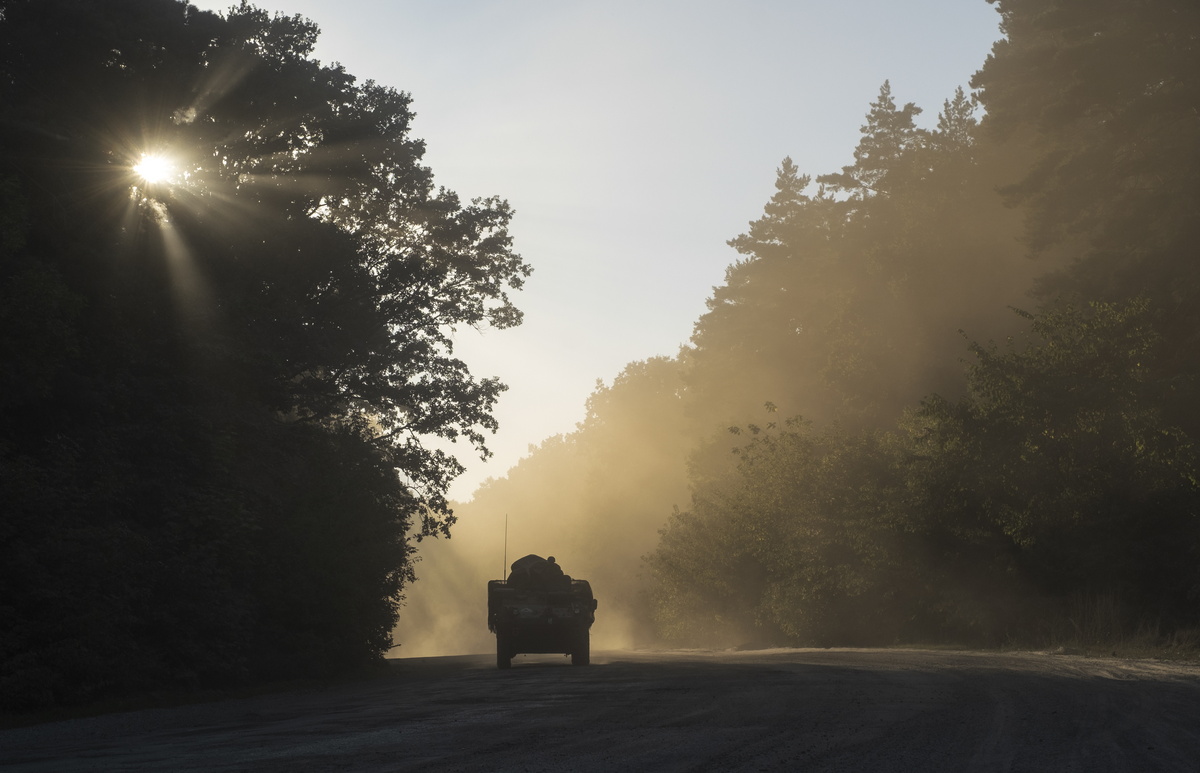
[133,153,176,184]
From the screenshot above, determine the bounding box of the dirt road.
[4,648,1200,772]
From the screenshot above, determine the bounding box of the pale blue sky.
[188,0,1004,500]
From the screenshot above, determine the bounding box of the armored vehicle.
[487,554,597,669]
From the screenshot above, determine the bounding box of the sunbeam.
[155,207,214,329]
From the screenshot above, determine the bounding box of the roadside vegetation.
[454,0,1200,656]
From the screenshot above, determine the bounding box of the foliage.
[973,0,1200,277]
[652,300,1200,647]
[685,80,1033,435]
[910,301,1200,627]
[973,0,1200,438]
[644,0,1200,648]
[648,419,919,647]
[0,0,527,710]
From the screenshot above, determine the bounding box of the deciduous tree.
[0,0,528,708]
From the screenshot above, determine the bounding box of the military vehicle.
[487,554,597,669]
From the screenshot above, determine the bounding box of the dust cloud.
[393,359,695,656]
[392,485,674,657]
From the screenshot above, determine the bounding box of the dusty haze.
[394,359,696,656]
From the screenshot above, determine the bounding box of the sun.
[133,153,176,184]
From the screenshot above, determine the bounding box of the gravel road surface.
[4,648,1200,772]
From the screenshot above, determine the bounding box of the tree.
[972,0,1200,307]
[932,86,979,156]
[686,82,1030,435]
[818,81,926,199]
[0,0,529,708]
[910,300,1200,629]
[687,157,851,428]
[647,418,921,647]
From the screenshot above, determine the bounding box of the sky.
[188,0,1005,502]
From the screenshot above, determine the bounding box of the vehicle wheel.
[571,631,590,666]
[496,635,511,669]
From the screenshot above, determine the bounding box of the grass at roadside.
[994,594,1200,662]
[1033,628,1200,662]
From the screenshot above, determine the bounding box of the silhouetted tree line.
[0,0,527,710]
[649,0,1200,646]
[456,0,1200,650]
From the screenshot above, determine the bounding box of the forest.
[430,0,1200,654]
[4,0,1200,711]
